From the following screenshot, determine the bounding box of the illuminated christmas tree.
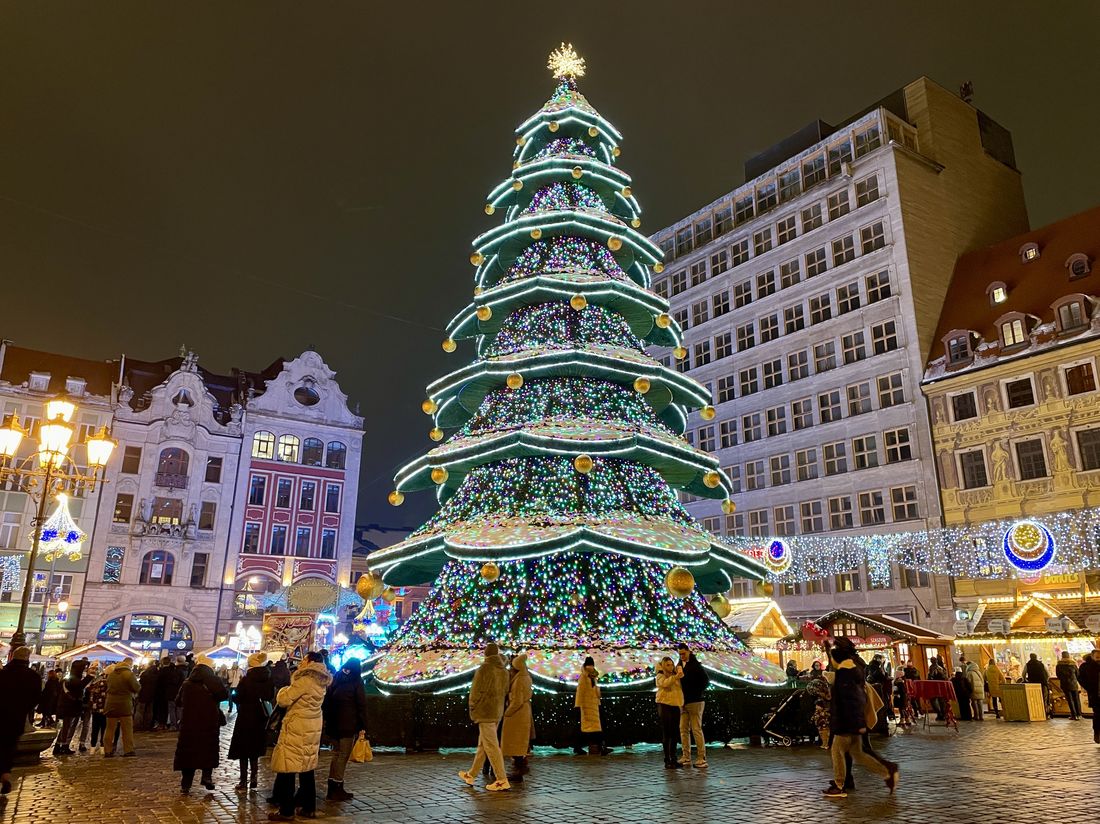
[368,46,785,692]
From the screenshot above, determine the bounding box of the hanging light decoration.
[34,494,87,562]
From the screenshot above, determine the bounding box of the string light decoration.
[33,494,87,562]
[370,48,782,692]
[0,556,20,595]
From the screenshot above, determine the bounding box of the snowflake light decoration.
[547,42,585,80]
[33,494,87,562]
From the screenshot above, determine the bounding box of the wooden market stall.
[808,610,955,678]
[722,598,794,667]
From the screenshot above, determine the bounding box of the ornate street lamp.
[0,397,116,653]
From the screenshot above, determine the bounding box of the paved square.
[2,717,1096,823]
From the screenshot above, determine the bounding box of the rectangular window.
[900,566,930,588]
[805,248,828,277]
[779,259,801,289]
[275,478,292,508]
[113,493,134,524]
[756,269,776,297]
[774,505,796,536]
[756,182,778,215]
[1065,363,1097,395]
[788,350,809,381]
[294,526,312,557]
[692,299,709,326]
[712,291,730,318]
[796,448,818,482]
[714,207,733,236]
[753,228,773,256]
[710,248,729,275]
[675,353,690,374]
[837,281,860,314]
[854,125,882,158]
[866,270,891,302]
[701,516,720,534]
[299,480,316,511]
[829,496,854,530]
[1077,429,1100,470]
[735,195,755,226]
[733,280,753,308]
[828,189,851,220]
[891,486,920,521]
[720,419,738,448]
[763,359,783,390]
[690,260,708,287]
[673,308,689,330]
[190,553,209,588]
[885,428,912,463]
[759,314,779,342]
[835,567,861,591]
[801,203,823,232]
[824,442,848,475]
[742,413,762,443]
[736,323,755,352]
[198,501,216,530]
[809,294,832,325]
[1005,377,1035,409]
[792,398,813,430]
[739,367,759,396]
[779,169,801,203]
[776,215,797,244]
[694,218,712,246]
[832,234,855,266]
[325,484,341,513]
[766,405,787,437]
[320,529,337,559]
[951,392,978,421]
[770,454,791,486]
[121,446,142,474]
[693,341,711,367]
[717,375,737,403]
[730,238,750,266]
[242,523,261,553]
[780,581,802,596]
[872,320,899,354]
[819,390,842,423]
[205,456,223,483]
[856,175,880,206]
[102,546,125,583]
[748,509,769,538]
[698,425,715,452]
[803,154,826,190]
[801,500,824,533]
[654,278,669,299]
[726,512,745,536]
[725,465,742,494]
[861,221,886,253]
[746,460,765,491]
[248,475,266,506]
[784,304,805,334]
[842,331,867,364]
[1001,318,1026,347]
[870,566,894,590]
[878,373,905,408]
[675,228,693,257]
[859,491,886,526]
[853,435,879,469]
[959,450,989,489]
[814,341,837,373]
[847,382,872,416]
[270,524,287,555]
[670,270,687,295]
[714,332,732,361]
[1015,439,1048,480]
[828,140,853,175]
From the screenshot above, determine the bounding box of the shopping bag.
[864,683,884,729]
[349,731,372,763]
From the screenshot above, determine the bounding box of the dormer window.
[987,281,1008,305]
[1053,294,1089,333]
[944,331,974,365]
[997,313,1028,348]
[1019,242,1040,263]
[1066,253,1091,280]
[28,372,50,392]
[65,377,87,397]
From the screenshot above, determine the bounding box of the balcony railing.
[154,472,188,490]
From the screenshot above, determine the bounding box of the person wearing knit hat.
[174,653,229,793]
[458,642,510,791]
[229,652,275,791]
[247,652,268,669]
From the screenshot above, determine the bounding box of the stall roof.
[966,594,1100,638]
[55,641,143,662]
[816,609,954,644]
[723,598,793,639]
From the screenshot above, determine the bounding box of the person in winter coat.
[104,658,140,757]
[964,661,985,720]
[269,652,333,821]
[1024,653,1051,717]
[228,652,275,792]
[806,674,832,747]
[55,665,86,755]
[271,659,291,691]
[677,643,709,768]
[1055,651,1082,720]
[655,656,684,768]
[226,663,243,714]
[1077,648,1100,743]
[952,668,973,721]
[322,658,368,802]
[985,660,1006,719]
[86,670,109,754]
[0,647,42,796]
[38,669,61,727]
[457,643,511,792]
[173,654,228,793]
[501,653,534,780]
[156,658,185,730]
[785,659,799,682]
[574,655,610,756]
[136,660,158,731]
[822,638,898,799]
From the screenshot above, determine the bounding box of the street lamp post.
[0,395,116,653]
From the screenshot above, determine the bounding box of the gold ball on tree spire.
[516,136,527,147]
[356,572,385,600]
[673,346,688,360]
[700,405,716,421]
[655,313,671,329]
[470,252,484,266]
[548,121,559,133]
[381,587,397,604]
[607,236,623,252]
[722,499,737,515]
[709,593,732,619]
[633,377,651,394]
[621,186,632,198]
[512,179,523,191]
[571,166,583,180]
[588,126,598,137]
[430,467,449,485]
[652,262,664,274]
[476,305,492,321]
[421,399,437,415]
[703,471,722,489]
[612,146,621,158]
[484,203,495,215]
[429,427,444,442]
[631,218,641,228]
[530,228,542,240]
[386,490,404,507]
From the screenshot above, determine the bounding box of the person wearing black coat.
[0,648,43,796]
[1024,653,1051,717]
[38,670,61,727]
[677,644,709,767]
[271,659,291,691]
[1078,649,1100,743]
[156,659,185,730]
[228,653,275,791]
[54,667,86,755]
[322,658,368,802]
[173,656,229,794]
[136,661,159,731]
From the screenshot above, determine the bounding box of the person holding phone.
[655,657,684,769]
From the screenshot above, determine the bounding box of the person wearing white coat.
[268,653,333,821]
[965,661,985,721]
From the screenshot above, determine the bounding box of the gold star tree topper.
[547,43,586,80]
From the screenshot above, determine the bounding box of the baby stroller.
[761,688,808,747]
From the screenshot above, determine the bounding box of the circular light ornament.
[441,338,457,353]
[703,471,721,489]
[633,377,651,394]
[665,566,695,598]
[1003,520,1055,573]
[505,373,523,390]
[387,490,404,507]
[708,594,731,619]
[569,294,587,311]
[480,562,501,582]
[764,539,793,575]
[573,454,594,474]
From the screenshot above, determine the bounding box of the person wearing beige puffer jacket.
[269,653,333,821]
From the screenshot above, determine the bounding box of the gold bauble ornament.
[571,166,583,179]
[476,305,493,321]
[700,405,716,421]
[356,572,385,600]
[421,399,437,415]
[612,146,621,157]
[673,346,687,360]
[484,204,495,215]
[607,236,623,251]
[516,135,527,146]
[512,179,523,191]
[430,467,449,485]
[473,286,483,296]
[480,562,501,582]
[381,587,397,604]
[633,377,651,394]
[655,313,671,329]
[569,294,587,311]
[470,252,484,266]
[709,594,732,619]
[548,121,559,132]
[512,161,520,170]
[703,471,722,489]
[442,338,457,353]
[721,499,737,515]
[621,186,632,198]
[588,126,598,137]
[506,373,523,390]
[665,566,695,598]
[386,490,404,507]
[429,427,444,442]
[753,581,775,598]
[573,454,594,474]
[631,218,641,228]
[653,262,665,274]
[530,228,542,240]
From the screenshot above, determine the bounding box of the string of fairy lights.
[504,236,629,284]
[535,137,596,159]
[484,302,643,357]
[524,181,606,213]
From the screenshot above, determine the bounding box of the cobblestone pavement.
[2,716,1097,824]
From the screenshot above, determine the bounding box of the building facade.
[651,77,1029,632]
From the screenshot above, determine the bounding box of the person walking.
[268,652,333,821]
[964,660,985,720]
[55,663,87,755]
[821,638,899,799]
[457,643,511,791]
[985,659,1006,719]
[1077,648,1100,743]
[322,658,367,802]
[136,659,158,732]
[677,643,709,768]
[501,653,534,781]
[1055,651,1082,720]
[174,654,228,794]
[1024,653,1051,717]
[38,669,61,728]
[103,658,140,757]
[86,668,109,754]
[157,657,184,730]
[573,655,610,756]
[0,647,42,796]
[228,652,274,792]
[655,656,684,769]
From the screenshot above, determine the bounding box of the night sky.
[1,2,1097,527]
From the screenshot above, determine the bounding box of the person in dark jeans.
[1055,652,1082,720]
[655,657,684,768]
[0,647,42,796]
[269,653,333,821]
[1024,653,1051,717]
[1077,649,1100,743]
[677,643,709,767]
[322,658,368,801]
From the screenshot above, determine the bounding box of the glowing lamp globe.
[570,294,588,311]
[476,306,493,321]
[421,399,437,415]
[429,427,444,442]
[381,587,397,604]
[430,467,449,485]
[56,599,69,615]
[470,252,484,266]
[0,414,26,459]
[85,426,117,469]
[652,262,664,274]
[387,490,404,507]
[633,377,651,394]
[573,454,594,474]
[45,394,77,423]
[37,419,74,467]
[607,236,623,251]
[703,471,722,489]
[530,228,542,240]
[506,373,524,390]
[571,166,583,180]
[480,562,501,582]
[665,567,695,598]
[655,313,671,329]
[357,573,385,601]
[709,594,731,619]
[700,405,716,421]
[442,338,457,353]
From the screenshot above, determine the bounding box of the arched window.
[943,330,974,366]
[277,435,300,463]
[1019,242,1040,263]
[139,550,175,585]
[997,313,1028,349]
[1066,253,1092,280]
[252,431,275,459]
[986,281,1008,306]
[157,448,189,476]
[302,438,324,466]
[326,441,347,470]
[97,617,123,640]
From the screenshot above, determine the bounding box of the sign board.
[952,620,969,636]
[287,578,339,613]
[263,613,315,661]
[1086,615,1100,633]
[1045,617,1065,634]
[987,619,1009,634]
[863,634,893,647]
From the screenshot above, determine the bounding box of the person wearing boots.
[677,643,709,768]
[228,652,274,792]
[655,656,684,768]
[574,656,611,756]
[174,654,228,794]
[457,642,511,791]
[501,653,533,781]
[323,658,367,802]
[0,647,42,796]
[268,652,333,820]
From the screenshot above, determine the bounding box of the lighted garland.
[505,236,629,284]
[0,556,20,594]
[484,302,643,357]
[534,137,597,159]
[524,181,606,213]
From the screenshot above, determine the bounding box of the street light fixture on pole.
[0,395,116,653]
